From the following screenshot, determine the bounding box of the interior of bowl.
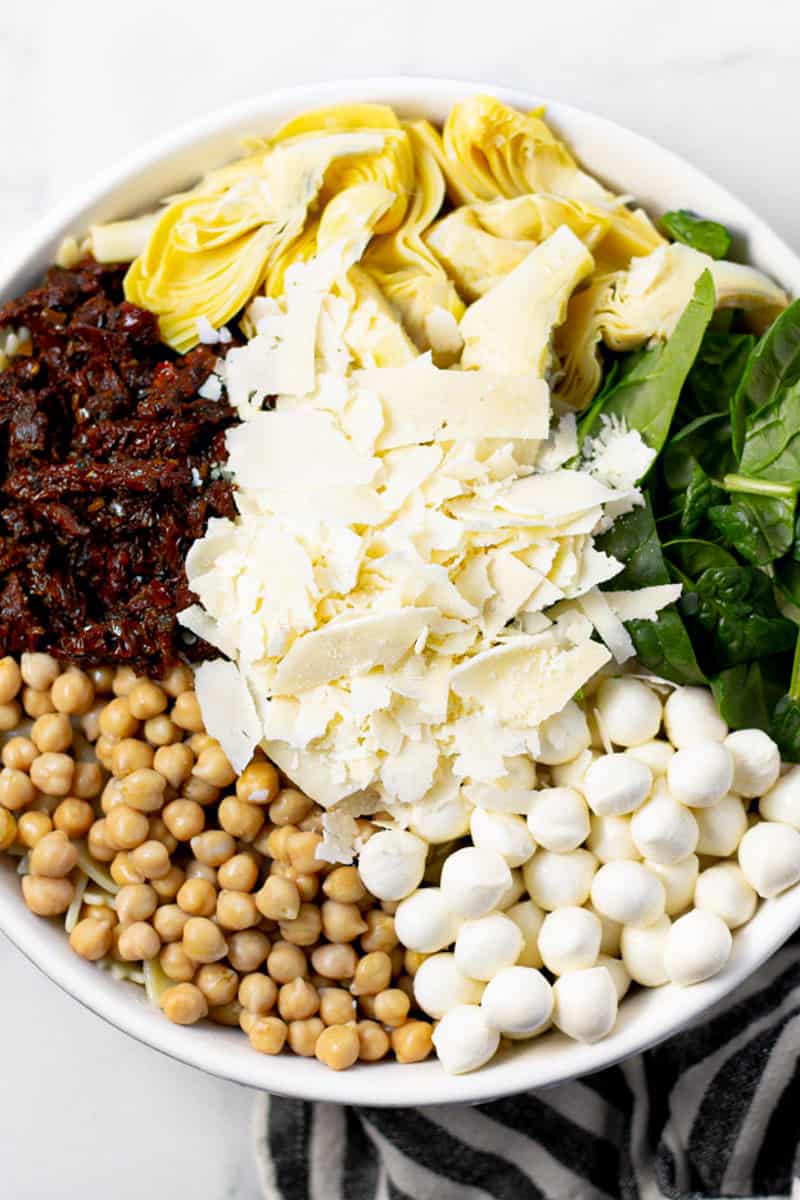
[3,76,800,1106]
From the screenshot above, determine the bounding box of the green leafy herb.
[663,538,737,578]
[711,661,785,732]
[661,209,732,259]
[731,299,800,458]
[680,462,725,535]
[679,565,797,669]
[771,633,800,760]
[708,493,795,565]
[739,378,800,483]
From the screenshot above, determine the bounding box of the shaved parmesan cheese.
[577,588,635,663]
[604,584,682,621]
[194,660,261,772]
[178,604,238,659]
[318,811,359,864]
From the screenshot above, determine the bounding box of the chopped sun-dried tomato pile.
[0,259,237,672]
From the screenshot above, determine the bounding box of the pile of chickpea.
[0,653,434,1071]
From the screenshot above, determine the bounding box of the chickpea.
[392,1021,433,1064]
[2,736,37,772]
[22,688,55,719]
[0,766,35,811]
[69,917,113,961]
[288,1018,324,1057]
[181,777,219,806]
[51,669,95,716]
[152,865,185,901]
[319,988,356,1027]
[188,733,215,757]
[20,653,59,692]
[117,921,161,961]
[153,743,194,788]
[30,753,73,798]
[87,819,115,863]
[249,1016,287,1056]
[236,761,279,806]
[0,701,21,731]
[227,930,271,974]
[143,714,181,746]
[81,901,117,928]
[171,691,204,733]
[154,904,190,943]
[217,853,258,893]
[299,811,323,834]
[161,664,194,698]
[17,811,53,848]
[381,900,399,916]
[147,816,177,855]
[287,831,326,875]
[100,778,123,815]
[395,974,415,1002]
[310,943,358,982]
[112,667,138,697]
[361,911,398,954]
[315,1024,359,1071]
[99,698,139,740]
[31,712,72,755]
[357,994,378,1020]
[216,890,259,931]
[80,702,105,743]
[404,949,427,977]
[89,666,115,694]
[21,874,74,916]
[267,940,307,984]
[192,744,235,789]
[218,796,264,842]
[94,736,118,771]
[356,1020,391,1062]
[115,883,158,925]
[195,963,239,1007]
[352,951,392,997]
[119,768,166,813]
[182,917,227,964]
[239,972,278,1014]
[279,903,322,947]
[29,830,78,878]
[269,788,312,826]
[186,859,216,884]
[256,876,301,922]
[0,656,22,703]
[159,942,196,982]
[374,989,410,1028]
[278,977,320,1022]
[265,826,296,864]
[293,873,320,904]
[127,680,167,721]
[190,830,235,867]
[321,900,367,943]
[72,762,103,800]
[177,877,217,917]
[161,982,208,1025]
[0,808,17,851]
[105,804,149,851]
[111,739,154,778]
[130,840,171,880]
[323,866,367,905]
[110,853,145,887]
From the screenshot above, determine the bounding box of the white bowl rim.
[2,74,800,1107]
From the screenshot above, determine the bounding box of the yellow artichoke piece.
[554,279,613,410]
[338,266,418,367]
[90,214,158,263]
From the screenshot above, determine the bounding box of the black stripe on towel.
[343,1107,380,1200]
[752,1039,800,1197]
[269,1097,312,1200]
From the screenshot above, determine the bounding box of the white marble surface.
[2,1,799,1195]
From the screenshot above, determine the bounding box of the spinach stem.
[720,473,797,500]
[790,629,800,703]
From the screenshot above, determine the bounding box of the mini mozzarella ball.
[724,729,780,799]
[590,860,665,929]
[583,754,652,817]
[620,915,670,986]
[647,855,699,916]
[664,686,727,749]
[395,888,462,954]
[538,906,601,975]
[694,863,757,929]
[759,766,800,829]
[455,912,524,981]
[664,909,732,986]
[537,701,591,765]
[667,742,733,809]
[523,848,597,911]
[505,900,544,968]
[586,903,622,956]
[527,787,590,853]
[626,740,675,776]
[470,808,535,869]
[551,749,598,790]
[587,814,639,863]
[498,868,526,911]
[358,830,427,901]
[630,792,698,865]
[432,1004,500,1074]
[595,677,662,747]
[481,966,553,1038]
[695,794,748,857]
[414,953,484,1019]
[440,846,512,918]
[552,966,618,1043]
[410,789,471,843]
[738,821,800,898]
[596,954,631,1001]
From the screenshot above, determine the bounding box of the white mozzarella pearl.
[664,909,732,985]
[470,808,536,869]
[647,855,699,916]
[597,954,631,1000]
[694,862,757,929]
[537,700,592,765]
[481,966,553,1038]
[759,765,800,829]
[414,953,484,1019]
[587,813,639,863]
[523,848,598,910]
[527,787,590,852]
[590,860,666,928]
[440,846,512,918]
[630,791,698,865]
[505,900,544,968]
[626,740,675,775]
[551,749,598,790]
[738,821,800,898]
[694,794,748,857]
[410,788,471,843]
[664,686,728,748]
[666,742,733,808]
[498,868,526,910]
[464,755,536,814]
[620,914,670,986]
[357,830,427,901]
[538,906,601,975]
[583,754,652,817]
[432,1005,500,1074]
[394,888,462,953]
[552,966,618,1043]
[595,677,663,747]
[454,912,524,981]
[586,902,622,956]
[724,729,780,799]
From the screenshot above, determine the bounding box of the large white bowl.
[3,76,800,1107]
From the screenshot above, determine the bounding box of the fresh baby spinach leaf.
[663,538,737,579]
[661,209,732,259]
[739,378,800,484]
[708,493,795,566]
[679,565,797,669]
[682,329,755,421]
[771,633,800,761]
[711,660,785,732]
[731,298,800,459]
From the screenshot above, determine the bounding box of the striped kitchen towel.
[255,932,800,1200]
